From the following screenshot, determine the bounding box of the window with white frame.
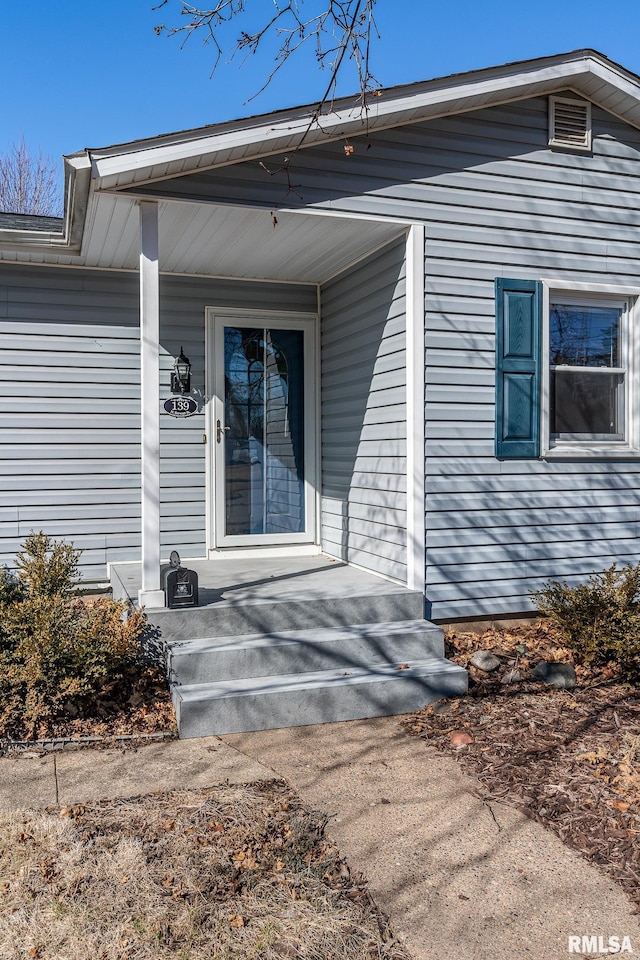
[545,292,636,452]
[494,279,640,460]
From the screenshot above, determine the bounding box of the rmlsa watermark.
[568,935,633,954]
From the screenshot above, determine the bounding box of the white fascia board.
[0,229,66,248]
[90,112,349,183]
[90,56,612,191]
[587,56,640,99]
[0,154,91,255]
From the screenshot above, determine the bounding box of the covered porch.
[62,107,433,603]
[92,188,428,608]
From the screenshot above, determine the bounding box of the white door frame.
[205,306,319,552]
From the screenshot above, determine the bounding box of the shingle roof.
[0,212,63,233]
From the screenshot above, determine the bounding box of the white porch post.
[406,223,426,594]
[138,200,165,608]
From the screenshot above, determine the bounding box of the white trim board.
[138,200,165,608]
[405,224,426,594]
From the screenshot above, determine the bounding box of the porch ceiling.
[81,193,405,284]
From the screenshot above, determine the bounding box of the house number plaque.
[163,396,198,417]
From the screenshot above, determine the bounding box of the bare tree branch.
[0,138,62,217]
[154,0,380,110]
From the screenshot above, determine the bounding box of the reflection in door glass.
[224,326,305,536]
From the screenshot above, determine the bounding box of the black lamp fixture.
[171,346,191,394]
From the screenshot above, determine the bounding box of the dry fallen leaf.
[449,731,473,747]
[228,914,245,928]
[577,749,609,764]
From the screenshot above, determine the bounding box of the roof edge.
[84,48,616,160]
[88,48,640,190]
[0,155,91,255]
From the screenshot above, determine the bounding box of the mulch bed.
[404,620,640,910]
[0,665,177,752]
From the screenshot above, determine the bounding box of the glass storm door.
[212,315,315,546]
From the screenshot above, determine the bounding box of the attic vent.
[549,96,592,151]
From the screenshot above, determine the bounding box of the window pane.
[223,326,305,536]
[550,303,622,367]
[550,370,624,439]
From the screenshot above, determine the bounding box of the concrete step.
[173,658,469,738]
[167,620,446,685]
[149,589,425,641]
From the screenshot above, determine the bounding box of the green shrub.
[0,532,147,739]
[531,563,640,681]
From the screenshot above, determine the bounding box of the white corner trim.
[406,224,426,594]
[138,589,166,609]
[139,201,162,597]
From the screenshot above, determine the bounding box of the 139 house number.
[163,396,198,417]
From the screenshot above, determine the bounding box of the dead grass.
[0,780,409,960]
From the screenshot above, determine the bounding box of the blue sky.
[2,0,640,172]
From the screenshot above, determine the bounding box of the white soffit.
[87,50,640,191]
[82,194,404,283]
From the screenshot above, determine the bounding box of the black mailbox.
[161,551,199,609]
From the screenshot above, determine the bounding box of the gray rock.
[501,669,521,684]
[531,661,577,689]
[470,650,501,672]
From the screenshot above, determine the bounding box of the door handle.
[217,419,230,443]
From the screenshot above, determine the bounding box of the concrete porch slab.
[110,554,413,609]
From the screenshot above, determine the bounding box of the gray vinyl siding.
[197,95,640,617]
[320,238,407,582]
[416,98,640,619]
[0,265,316,582]
[0,266,140,582]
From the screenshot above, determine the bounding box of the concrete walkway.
[2,719,640,959]
[0,737,271,808]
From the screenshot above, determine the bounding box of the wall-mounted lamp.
[171,347,191,394]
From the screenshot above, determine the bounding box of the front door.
[210,312,316,547]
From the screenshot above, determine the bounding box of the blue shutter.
[495,278,542,458]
